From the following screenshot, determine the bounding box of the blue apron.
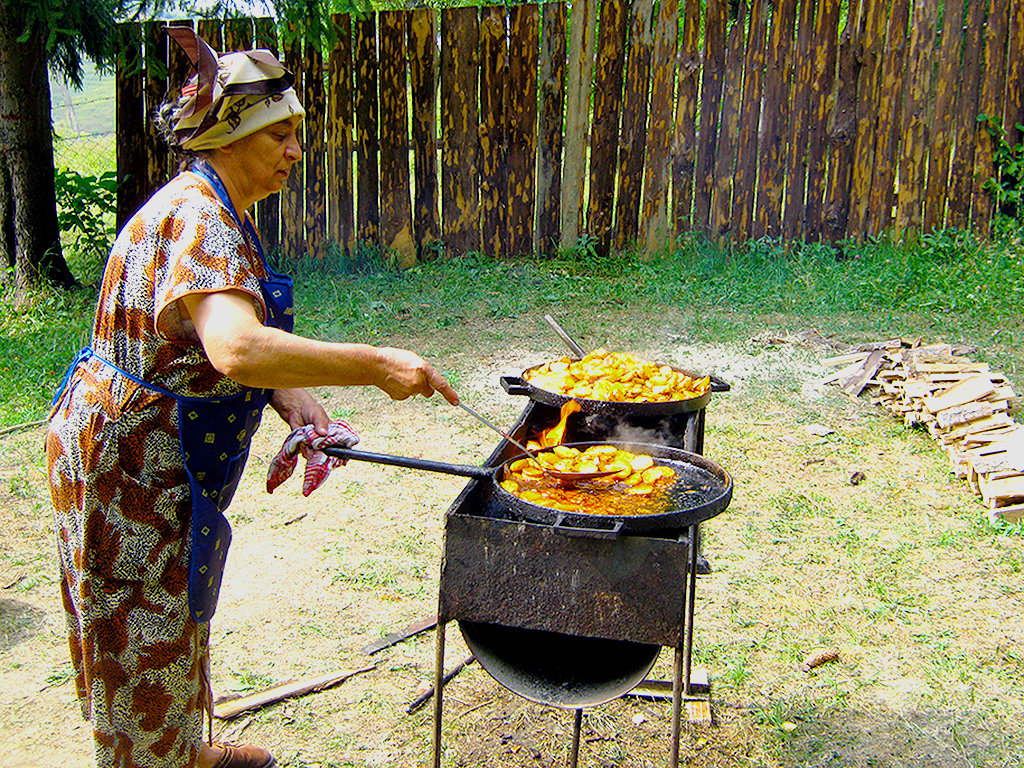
[52,162,294,623]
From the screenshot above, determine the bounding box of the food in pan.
[523,349,710,403]
[499,444,679,516]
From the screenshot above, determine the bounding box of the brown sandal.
[209,742,276,768]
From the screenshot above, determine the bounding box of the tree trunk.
[0,5,78,293]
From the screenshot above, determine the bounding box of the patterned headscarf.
[166,26,305,151]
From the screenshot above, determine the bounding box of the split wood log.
[821,351,871,367]
[979,473,1024,506]
[923,375,997,413]
[822,358,871,385]
[842,349,886,396]
[935,402,1006,429]
[989,503,1024,524]
[213,664,376,719]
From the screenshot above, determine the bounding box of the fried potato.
[524,349,711,403]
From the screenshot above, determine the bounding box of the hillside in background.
[50,64,115,138]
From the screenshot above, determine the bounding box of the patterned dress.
[46,170,271,768]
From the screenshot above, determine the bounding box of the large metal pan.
[322,441,731,536]
[500,363,728,418]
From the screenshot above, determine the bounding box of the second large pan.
[323,441,732,535]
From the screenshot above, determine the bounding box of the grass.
[8,220,1023,425]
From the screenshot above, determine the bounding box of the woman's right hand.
[374,347,460,405]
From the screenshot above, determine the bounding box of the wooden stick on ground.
[406,654,474,714]
[213,664,376,720]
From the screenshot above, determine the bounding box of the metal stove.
[430,387,729,767]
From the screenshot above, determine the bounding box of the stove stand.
[430,400,724,767]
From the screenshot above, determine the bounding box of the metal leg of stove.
[669,644,684,768]
[431,619,447,768]
[684,524,700,695]
[569,708,583,768]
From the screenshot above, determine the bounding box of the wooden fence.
[115,0,1024,263]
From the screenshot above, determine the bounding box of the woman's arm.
[180,289,459,405]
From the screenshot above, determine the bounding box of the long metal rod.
[684,525,700,696]
[670,645,684,768]
[457,402,541,460]
[569,708,583,768]
[431,620,447,768]
[543,314,587,359]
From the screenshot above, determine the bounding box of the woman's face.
[222,116,303,203]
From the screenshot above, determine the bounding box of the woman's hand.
[270,388,329,433]
[373,347,460,405]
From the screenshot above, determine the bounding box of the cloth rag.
[267,420,360,496]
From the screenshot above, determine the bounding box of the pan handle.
[709,374,731,393]
[551,514,624,540]
[500,375,532,397]
[321,447,493,479]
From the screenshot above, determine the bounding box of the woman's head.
[159,27,305,154]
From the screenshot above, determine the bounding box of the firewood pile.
[822,338,1023,525]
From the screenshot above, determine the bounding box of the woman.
[46,28,458,768]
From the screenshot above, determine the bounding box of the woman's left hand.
[270,388,329,433]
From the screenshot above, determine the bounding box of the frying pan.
[321,441,731,535]
[500,364,715,416]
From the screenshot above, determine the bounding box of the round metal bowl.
[459,620,661,709]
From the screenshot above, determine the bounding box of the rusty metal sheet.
[439,513,694,648]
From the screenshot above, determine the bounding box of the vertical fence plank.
[615,0,654,251]
[440,7,480,254]
[1005,1,1024,150]
[586,0,628,255]
[782,0,816,239]
[303,39,327,260]
[821,0,862,243]
[895,0,937,235]
[693,0,726,233]
[711,2,748,241]
[560,0,598,248]
[755,0,797,238]
[804,0,840,241]
[948,1,984,228]
[866,0,909,235]
[923,1,962,231]
[673,0,701,234]
[379,11,414,266]
[223,17,252,50]
[479,6,508,258]
[254,18,280,253]
[197,18,222,50]
[847,0,888,238]
[732,0,769,241]
[639,0,677,251]
[116,23,147,229]
[144,21,168,195]
[536,2,567,255]
[408,9,439,254]
[353,15,380,247]
[973,0,1010,228]
[280,34,305,258]
[327,14,353,256]
[507,4,539,258]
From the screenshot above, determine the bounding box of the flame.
[537,400,581,447]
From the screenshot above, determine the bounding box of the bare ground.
[2,321,1022,768]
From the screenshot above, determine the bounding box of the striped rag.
[266,420,360,497]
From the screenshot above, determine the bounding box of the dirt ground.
[2,323,1022,768]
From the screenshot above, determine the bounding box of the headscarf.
[166,26,305,151]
